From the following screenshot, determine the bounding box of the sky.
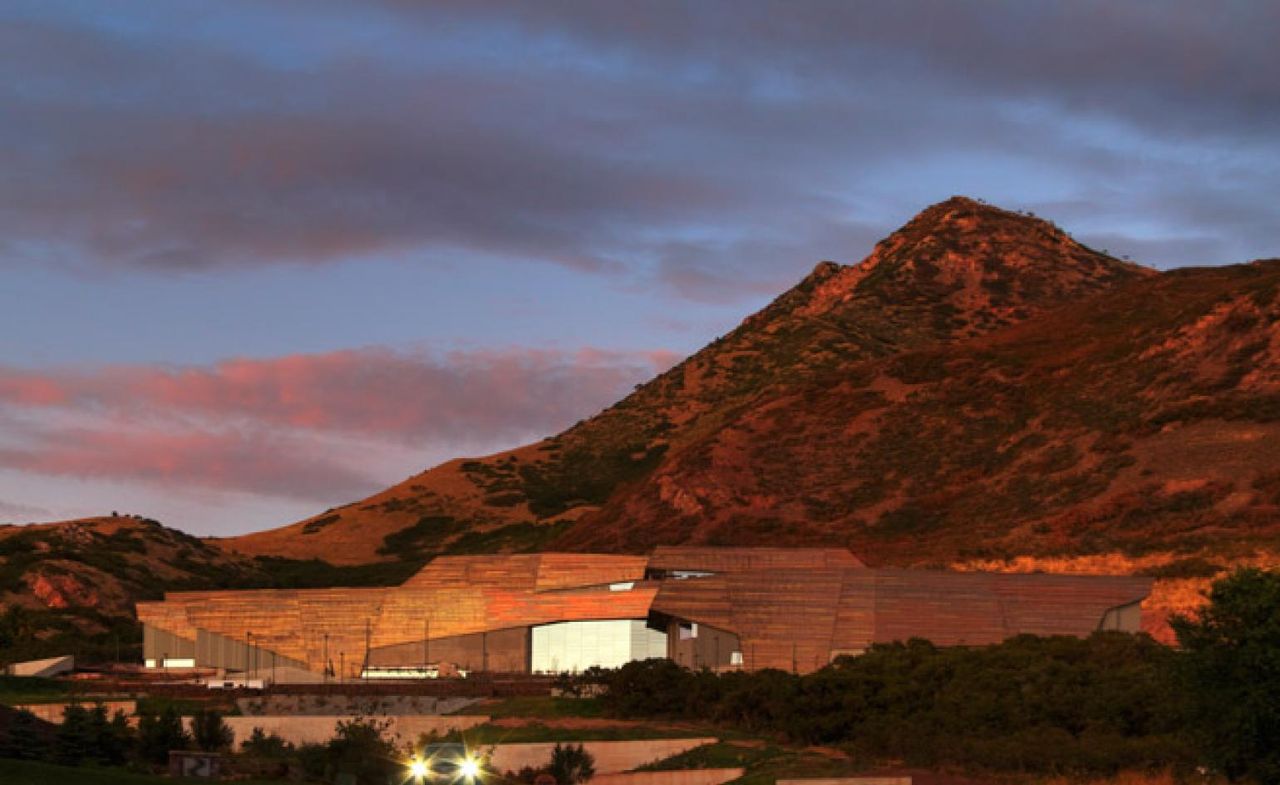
[1,1,1277,536]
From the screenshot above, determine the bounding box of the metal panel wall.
[142,626,195,662]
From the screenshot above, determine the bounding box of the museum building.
[137,547,1150,679]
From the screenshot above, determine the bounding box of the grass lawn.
[0,675,74,706]
[0,758,282,785]
[454,696,605,719]
[430,721,710,746]
[639,741,867,785]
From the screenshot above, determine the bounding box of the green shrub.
[136,706,189,764]
[549,743,596,784]
[318,716,403,785]
[0,709,50,761]
[601,632,1185,776]
[240,727,293,758]
[1173,568,1280,783]
[191,709,233,752]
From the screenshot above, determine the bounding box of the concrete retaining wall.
[592,768,744,785]
[6,655,74,677]
[486,738,718,775]
[184,714,489,747]
[16,700,136,724]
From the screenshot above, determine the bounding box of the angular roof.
[401,553,648,592]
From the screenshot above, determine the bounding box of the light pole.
[423,617,430,674]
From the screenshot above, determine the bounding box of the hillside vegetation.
[227,197,1159,564]
[0,517,419,663]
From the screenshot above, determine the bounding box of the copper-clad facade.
[138,548,1149,678]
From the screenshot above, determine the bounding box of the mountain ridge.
[5,197,1278,654]
[226,195,1155,564]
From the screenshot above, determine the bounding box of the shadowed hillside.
[0,516,420,663]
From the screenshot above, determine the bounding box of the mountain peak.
[787,197,1154,333]
[228,198,1159,565]
[898,195,1065,241]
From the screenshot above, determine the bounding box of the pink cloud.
[0,346,680,502]
[0,426,378,502]
[0,347,681,442]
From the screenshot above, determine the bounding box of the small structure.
[204,676,265,690]
[4,654,74,678]
[169,750,223,778]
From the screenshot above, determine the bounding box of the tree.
[87,704,133,765]
[548,743,595,785]
[137,706,191,764]
[241,726,293,758]
[54,703,94,765]
[1172,568,1280,782]
[191,709,234,752]
[0,708,50,760]
[324,716,402,785]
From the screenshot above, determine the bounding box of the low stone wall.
[16,700,136,724]
[486,738,718,775]
[184,714,489,747]
[591,767,744,785]
[236,694,478,716]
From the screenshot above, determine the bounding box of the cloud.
[0,347,680,442]
[0,498,52,522]
[5,1,1274,301]
[0,426,380,502]
[0,346,681,502]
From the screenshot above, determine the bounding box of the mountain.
[0,516,251,662]
[560,259,1280,563]
[0,516,418,663]
[226,196,1158,564]
[8,197,1277,652]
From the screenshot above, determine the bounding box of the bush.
[88,705,133,766]
[191,709,233,752]
[240,726,294,758]
[549,743,595,784]
[137,705,190,764]
[320,716,404,785]
[296,742,329,781]
[0,709,50,760]
[53,704,94,766]
[601,632,1185,775]
[52,703,134,766]
[1173,568,1280,783]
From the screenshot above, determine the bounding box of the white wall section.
[531,620,666,673]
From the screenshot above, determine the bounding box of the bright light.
[459,756,481,780]
[409,759,428,780]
